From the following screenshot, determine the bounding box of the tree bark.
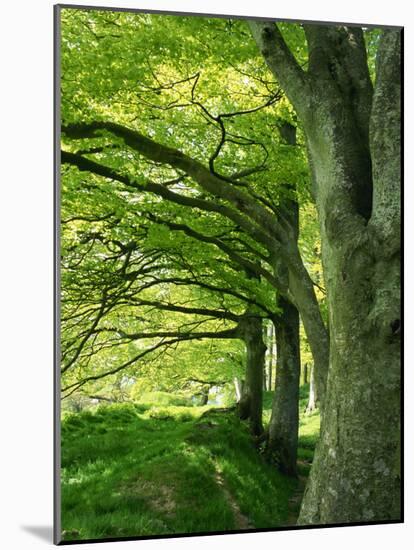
[267,299,301,476]
[265,123,302,476]
[286,254,329,410]
[298,29,401,525]
[305,364,318,414]
[199,386,210,406]
[268,322,274,390]
[272,327,277,390]
[234,377,244,402]
[303,363,309,385]
[238,315,266,436]
[250,22,402,524]
[265,320,274,391]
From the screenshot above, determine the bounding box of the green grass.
[61,387,320,542]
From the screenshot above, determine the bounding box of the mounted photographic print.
[54,3,403,544]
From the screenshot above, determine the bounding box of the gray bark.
[269,322,275,390]
[234,377,244,402]
[267,298,301,476]
[265,123,301,476]
[272,327,277,390]
[265,320,274,390]
[303,363,309,385]
[285,248,329,411]
[238,314,266,436]
[250,22,401,523]
[299,28,401,525]
[305,364,317,414]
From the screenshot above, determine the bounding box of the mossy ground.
[60,386,320,542]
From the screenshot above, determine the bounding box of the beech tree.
[58,8,400,526]
[250,21,401,523]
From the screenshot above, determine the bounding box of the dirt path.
[212,463,255,530]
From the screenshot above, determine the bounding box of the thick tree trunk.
[267,126,302,475]
[264,124,302,476]
[297,29,402,525]
[238,315,266,436]
[267,299,301,476]
[299,285,401,523]
[250,23,401,524]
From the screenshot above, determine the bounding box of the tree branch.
[127,297,241,322]
[61,327,240,395]
[248,21,310,111]
[61,121,287,247]
[145,214,286,292]
[369,28,402,252]
[61,150,277,253]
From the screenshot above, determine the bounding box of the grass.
[61,386,320,542]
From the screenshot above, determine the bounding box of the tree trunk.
[250,23,401,523]
[238,315,266,436]
[303,363,308,385]
[298,29,401,525]
[263,326,268,391]
[272,330,277,390]
[234,377,244,402]
[278,121,329,409]
[265,123,302,476]
[269,322,274,390]
[305,364,317,414]
[287,259,329,409]
[199,386,209,406]
[265,320,274,391]
[267,298,301,476]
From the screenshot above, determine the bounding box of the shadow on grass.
[60,397,319,542]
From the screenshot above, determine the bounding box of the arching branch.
[248,21,310,111]
[61,150,277,252]
[61,121,287,246]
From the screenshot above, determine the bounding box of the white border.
[0,1,411,548]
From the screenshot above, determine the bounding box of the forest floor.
[60,386,320,542]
